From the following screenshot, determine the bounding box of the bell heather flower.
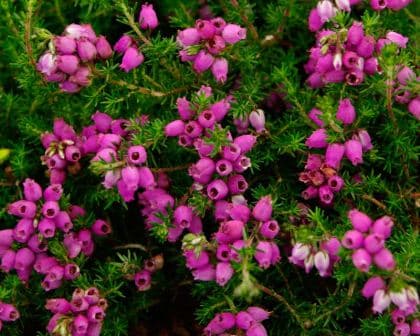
[336,99,356,125]
[138,3,158,30]
[305,129,328,148]
[352,248,372,272]
[120,47,144,72]
[372,289,391,314]
[362,276,386,298]
[211,58,228,83]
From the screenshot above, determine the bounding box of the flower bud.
[386,31,408,48]
[412,319,420,335]
[192,264,215,281]
[348,209,372,232]
[356,35,375,58]
[362,276,385,298]
[308,108,324,127]
[302,186,319,200]
[234,135,256,154]
[252,196,273,222]
[215,262,234,286]
[127,145,147,165]
[87,305,106,323]
[91,219,111,236]
[216,220,244,244]
[305,128,328,148]
[215,159,233,176]
[236,311,255,330]
[255,241,273,269]
[352,248,372,272]
[370,0,387,10]
[327,175,344,192]
[120,47,144,72]
[45,298,71,314]
[408,97,420,120]
[249,109,266,133]
[37,52,57,76]
[373,248,396,270]
[393,323,411,336]
[57,55,79,75]
[95,35,112,59]
[342,230,364,249]
[13,218,34,243]
[42,201,60,219]
[247,323,268,336]
[314,250,330,277]
[211,58,228,83]
[189,158,215,184]
[138,3,158,30]
[319,185,334,205]
[77,38,97,61]
[337,98,356,125]
[64,263,80,280]
[222,24,247,44]
[73,314,89,335]
[113,35,133,54]
[0,303,20,321]
[364,233,385,254]
[308,9,323,32]
[193,50,214,73]
[260,220,279,239]
[317,0,337,22]
[38,218,56,238]
[372,289,391,314]
[336,0,351,11]
[1,250,16,272]
[22,178,42,202]
[227,174,249,194]
[210,100,231,123]
[196,19,216,39]
[345,139,363,165]
[14,247,35,272]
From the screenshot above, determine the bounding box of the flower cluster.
[36,23,112,93]
[0,302,19,332]
[361,277,419,336]
[342,210,396,272]
[300,99,373,205]
[306,21,380,88]
[113,4,157,73]
[134,254,164,291]
[45,287,108,336]
[165,86,232,146]
[308,0,412,33]
[204,307,270,336]
[2,178,109,290]
[177,19,246,82]
[86,112,157,202]
[182,196,280,286]
[289,237,341,277]
[393,66,419,120]
[41,118,83,184]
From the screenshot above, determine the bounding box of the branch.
[362,194,388,211]
[113,243,148,252]
[24,0,37,67]
[151,163,192,173]
[256,283,305,329]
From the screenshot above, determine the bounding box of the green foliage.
[0,0,418,335]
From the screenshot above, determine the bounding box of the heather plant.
[0,0,418,335]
